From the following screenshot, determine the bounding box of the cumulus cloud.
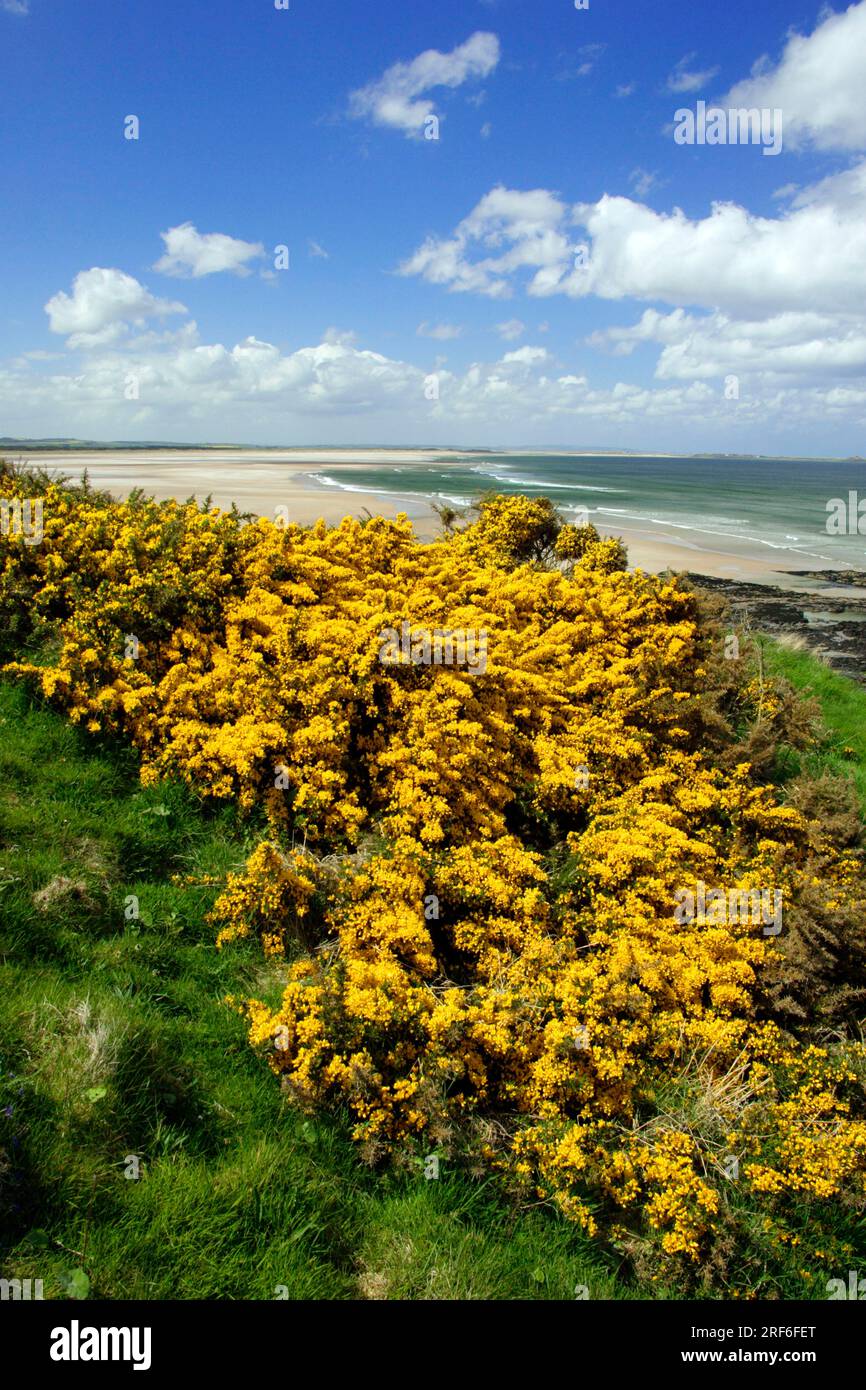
[153,222,265,278]
[399,169,866,317]
[495,318,525,341]
[349,31,500,137]
[5,323,866,445]
[399,186,571,298]
[0,332,707,427]
[568,189,866,316]
[572,178,866,316]
[500,345,551,365]
[589,307,866,381]
[720,0,866,152]
[44,269,187,348]
[399,163,866,409]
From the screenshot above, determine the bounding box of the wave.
[470,464,626,493]
[435,493,474,507]
[305,472,390,496]
[594,506,847,562]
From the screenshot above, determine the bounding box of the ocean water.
[308,454,866,573]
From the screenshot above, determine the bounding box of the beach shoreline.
[12,448,866,594]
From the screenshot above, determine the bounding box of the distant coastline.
[1,437,861,464]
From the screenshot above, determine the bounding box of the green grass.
[0,681,627,1301]
[761,637,866,810]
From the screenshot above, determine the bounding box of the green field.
[761,638,866,811]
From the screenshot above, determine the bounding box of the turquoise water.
[307,454,866,572]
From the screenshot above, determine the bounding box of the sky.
[1,0,866,454]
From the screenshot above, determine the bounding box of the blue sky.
[2,0,865,453]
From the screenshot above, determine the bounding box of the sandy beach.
[18,448,445,526]
[11,448,856,591]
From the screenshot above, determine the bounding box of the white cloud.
[417,321,464,339]
[480,121,493,139]
[556,61,595,80]
[153,222,265,278]
[667,54,720,93]
[629,168,659,198]
[790,160,866,212]
[399,185,571,298]
[720,0,866,152]
[495,318,525,341]
[589,306,866,381]
[1,0,29,13]
[322,327,358,346]
[308,240,330,259]
[45,269,186,347]
[570,178,866,316]
[399,165,866,414]
[349,31,500,137]
[614,83,635,98]
[557,42,606,79]
[0,333,703,427]
[400,168,866,317]
[5,324,866,445]
[501,346,551,365]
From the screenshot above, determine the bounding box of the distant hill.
[0,437,243,451]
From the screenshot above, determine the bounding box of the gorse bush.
[2,462,864,1286]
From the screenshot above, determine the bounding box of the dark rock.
[680,572,866,685]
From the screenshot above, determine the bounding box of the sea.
[308,454,866,574]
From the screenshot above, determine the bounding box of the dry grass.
[27,995,123,1115]
[32,875,92,912]
[621,1047,768,1180]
